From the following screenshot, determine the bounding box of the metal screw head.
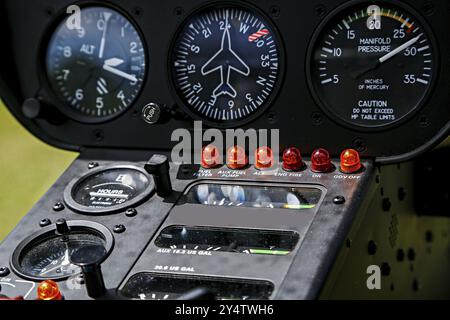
[88,162,99,169]
[0,266,10,277]
[125,208,137,217]
[269,5,280,17]
[314,4,327,17]
[39,218,52,227]
[311,112,323,125]
[113,224,126,234]
[333,196,345,205]
[53,202,65,212]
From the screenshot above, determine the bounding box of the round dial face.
[308,2,436,128]
[67,167,153,213]
[15,230,106,280]
[46,6,146,122]
[171,6,282,124]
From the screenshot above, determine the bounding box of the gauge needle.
[103,57,138,82]
[379,34,422,64]
[351,34,422,79]
[98,12,112,59]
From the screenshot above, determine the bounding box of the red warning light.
[255,146,274,170]
[311,148,332,173]
[201,144,221,169]
[37,280,63,300]
[282,147,304,171]
[226,145,248,169]
[340,149,362,173]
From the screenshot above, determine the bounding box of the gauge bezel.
[305,0,440,132]
[38,1,149,124]
[64,165,154,214]
[10,220,114,281]
[167,0,286,128]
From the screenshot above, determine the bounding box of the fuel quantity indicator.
[155,226,299,256]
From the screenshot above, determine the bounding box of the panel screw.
[113,224,126,234]
[269,5,280,17]
[368,240,377,255]
[267,112,278,123]
[0,266,10,277]
[88,162,99,169]
[333,196,345,205]
[174,7,184,16]
[418,115,430,128]
[422,2,435,16]
[53,202,65,212]
[311,112,323,125]
[93,129,104,142]
[39,218,52,227]
[352,138,367,153]
[133,7,143,17]
[125,208,137,217]
[314,5,327,17]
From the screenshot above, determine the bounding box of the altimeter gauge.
[46,6,147,122]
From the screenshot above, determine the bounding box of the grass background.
[0,102,77,241]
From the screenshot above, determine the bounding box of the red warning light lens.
[37,280,63,300]
[311,148,332,173]
[255,146,274,170]
[340,149,362,173]
[201,144,221,168]
[226,145,248,169]
[282,147,304,171]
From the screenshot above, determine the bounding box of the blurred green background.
[0,102,77,241]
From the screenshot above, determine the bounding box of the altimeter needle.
[103,58,138,82]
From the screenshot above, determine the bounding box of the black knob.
[144,154,173,197]
[55,219,70,235]
[70,244,108,298]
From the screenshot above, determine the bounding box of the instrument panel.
[1,0,449,161]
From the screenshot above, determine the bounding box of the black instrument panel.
[1,0,449,162]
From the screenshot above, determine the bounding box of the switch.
[144,154,173,197]
[55,218,70,236]
[70,244,108,298]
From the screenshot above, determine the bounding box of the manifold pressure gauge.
[171,5,283,125]
[64,165,154,214]
[307,1,437,129]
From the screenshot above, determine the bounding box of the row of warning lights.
[201,145,363,174]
